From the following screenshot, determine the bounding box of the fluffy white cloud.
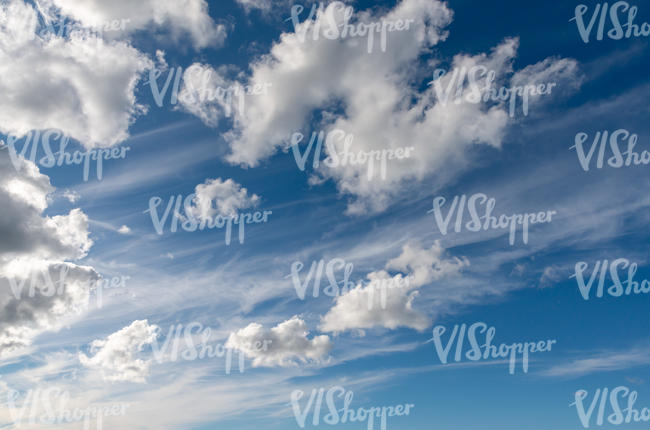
[226,316,331,367]
[0,0,152,148]
[319,241,468,333]
[386,240,469,287]
[319,271,429,333]
[0,152,98,356]
[190,178,260,220]
[79,319,158,383]
[177,63,238,128]
[215,0,580,214]
[117,225,131,235]
[42,0,227,50]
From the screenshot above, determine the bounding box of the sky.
[0,0,649,429]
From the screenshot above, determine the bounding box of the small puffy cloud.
[42,0,227,50]
[62,189,80,203]
[190,178,260,220]
[226,316,332,367]
[79,320,158,383]
[0,0,152,148]
[320,241,468,333]
[117,225,131,235]
[319,271,429,333]
[386,240,468,287]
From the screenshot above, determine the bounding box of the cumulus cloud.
[0,152,98,356]
[79,320,158,383]
[190,178,260,220]
[319,271,429,333]
[319,241,468,333]
[177,63,239,128]
[226,316,332,367]
[41,0,227,50]
[117,225,131,235]
[0,0,151,148]
[212,0,580,214]
[386,240,469,287]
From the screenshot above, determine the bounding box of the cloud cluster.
[195,0,581,214]
[0,152,98,356]
[0,0,152,148]
[79,319,158,383]
[226,316,332,367]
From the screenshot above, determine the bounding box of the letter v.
[291,389,317,428]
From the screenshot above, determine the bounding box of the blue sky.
[0,0,649,429]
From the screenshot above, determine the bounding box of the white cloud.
[215,0,580,214]
[235,0,327,16]
[62,189,80,203]
[542,345,650,379]
[190,177,260,220]
[236,0,274,13]
[117,225,131,235]
[539,265,562,288]
[177,63,238,128]
[79,319,159,383]
[386,240,469,287]
[319,241,468,333]
[42,0,227,50]
[226,316,332,367]
[319,271,429,333]
[0,152,98,356]
[0,0,152,148]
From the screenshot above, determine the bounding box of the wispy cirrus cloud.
[542,345,650,379]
